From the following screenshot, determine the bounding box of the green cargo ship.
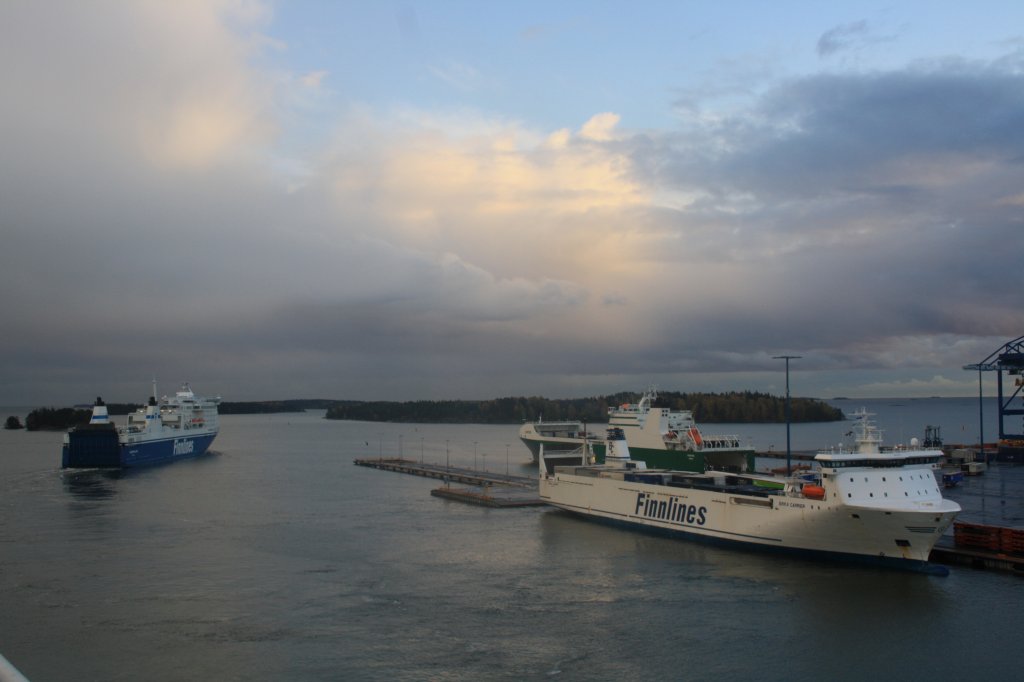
[519,389,755,473]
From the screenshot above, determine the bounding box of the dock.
[430,484,546,507]
[354,457,546,507]
[929,536,1024,573]
[353,457,537,487]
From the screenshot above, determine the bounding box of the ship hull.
[519,435,595,460]
[62,429,218,468]
[540,470,957,572]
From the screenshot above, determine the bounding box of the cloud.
[816,20,899,59]
[626,58,1024,384]
[1,0,275,177]
[427,61,483,91]
[300,70,329,89]
[2,3,1023,403]
[817,20,871,57]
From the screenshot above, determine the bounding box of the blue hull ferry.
[62,383,221,468]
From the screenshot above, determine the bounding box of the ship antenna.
[152,377,158,401]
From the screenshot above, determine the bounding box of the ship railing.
[700,435,743,450]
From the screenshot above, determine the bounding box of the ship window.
[851,513,860,519]
[882,477,886,481]
[895,539,911,547]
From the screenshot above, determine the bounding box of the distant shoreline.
[4,395,995,431]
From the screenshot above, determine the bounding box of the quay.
[930,536,1024,573]
[353,457,536,488]
[430,485,545,508]
[354,457,545,506]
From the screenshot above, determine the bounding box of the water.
[1,401,1022,680]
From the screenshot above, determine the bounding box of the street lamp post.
[773,355,801,476]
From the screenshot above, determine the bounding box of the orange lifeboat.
[802,485,826,500]
[688,426,703,447]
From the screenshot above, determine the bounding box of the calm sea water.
[2,398,1022,681]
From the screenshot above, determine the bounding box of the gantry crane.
[964,334,1024,462]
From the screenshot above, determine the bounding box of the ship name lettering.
[634,492,707,526]
[173,439,195,455]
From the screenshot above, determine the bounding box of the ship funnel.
[605,427,631,462]
[145,394,159,423]
[88,397,109,425]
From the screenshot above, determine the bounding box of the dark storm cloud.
[628,57,1024,376]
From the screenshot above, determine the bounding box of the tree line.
[18,404,142,431]
[324,391,844,424]
[9,392,844,430]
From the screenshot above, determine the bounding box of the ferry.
[539,411,961,573]
[62,383,220,468]
[520,389,753,473]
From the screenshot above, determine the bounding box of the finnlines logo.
[635,492,707,526]
[173,439,195,455]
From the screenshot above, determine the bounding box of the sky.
[2,0,1023,405]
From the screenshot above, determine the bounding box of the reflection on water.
[61,469,125,500]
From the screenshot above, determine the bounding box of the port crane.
[964,334,1024,462]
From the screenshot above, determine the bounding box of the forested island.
[217,399,351,415]
[21,404,141,431]
[324,391,844,424]
[13,392,843,431]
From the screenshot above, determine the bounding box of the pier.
[353,457,537,487]
[353,458,545,507]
